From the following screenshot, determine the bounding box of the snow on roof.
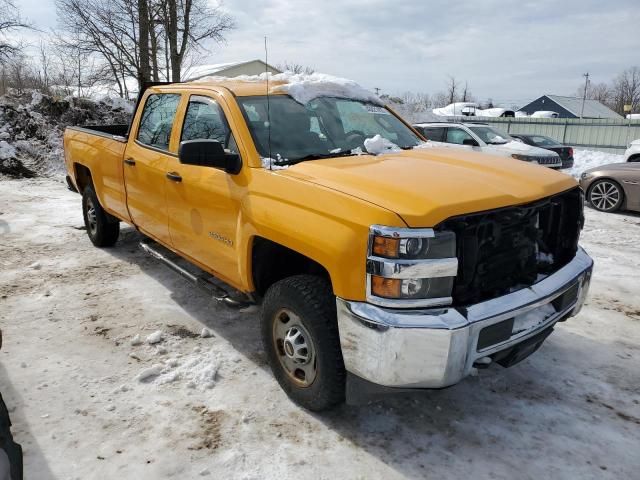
[193,72,383,106]
[432,102,479,116]
[544,95,622,119]
[182,60,279,81]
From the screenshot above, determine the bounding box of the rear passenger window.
[137,94,181,150]
[445,127,474,145]
[418,127,445,142]
[181,96,234,150]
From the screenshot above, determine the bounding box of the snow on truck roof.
[180,72,384,106]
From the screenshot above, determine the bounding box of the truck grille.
[537,155,562,166]
[439,188,583,306]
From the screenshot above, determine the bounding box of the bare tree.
[160,0,234,82]
[277,62,314,74]
[57,0,234,93]
[432,91,449,108]
[461,81,471,102]
[446,75,459,104]
[0,0,30,62]
[610,67,640,114]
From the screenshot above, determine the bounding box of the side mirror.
[178,139,242,175]
[462,138,479,147]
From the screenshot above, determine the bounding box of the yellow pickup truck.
[64,76,593,411]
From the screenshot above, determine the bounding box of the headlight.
[367,226,457,308]
[580,172,593,180]
[512,153,540,162]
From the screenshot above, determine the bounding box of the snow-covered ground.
[1,178,639,479]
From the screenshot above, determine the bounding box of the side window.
[137,94,180,150]
[419,127,445,142]
[445,127,474,145]
[181,96,236,152]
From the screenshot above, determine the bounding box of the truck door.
[123,92,181,244]
[165,93,244,287]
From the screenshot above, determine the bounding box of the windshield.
[237,96,421,163]
[468,126,512,145]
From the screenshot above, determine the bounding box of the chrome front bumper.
[337,247,593,389]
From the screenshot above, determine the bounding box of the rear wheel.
[82,185,120,247]
[261,275,345,411]
[588,179,624,212]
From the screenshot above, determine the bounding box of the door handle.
[166,171,182,182]
[124,158,136,166]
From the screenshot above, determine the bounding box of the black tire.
[587,179,624,212]
[261,275,345,411]
[82,185,120,247]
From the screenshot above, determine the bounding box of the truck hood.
[282,148,577,227]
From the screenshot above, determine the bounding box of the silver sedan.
[580,162,640,212]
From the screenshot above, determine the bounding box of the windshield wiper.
[273,151,365,166]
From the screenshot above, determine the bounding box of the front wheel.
[261,275,345,411]
[82,185,120,247]
[588,179,623,212]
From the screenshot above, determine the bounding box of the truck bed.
[63,125,131,222]
[68,124,130,139]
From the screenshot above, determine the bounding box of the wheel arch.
[73,163,92,193]
[249,236,332,298]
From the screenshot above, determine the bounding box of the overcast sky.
[15,0,640,107]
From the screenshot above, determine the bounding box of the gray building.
[518,94,622,119]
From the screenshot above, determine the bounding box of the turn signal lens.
[371,275,401,298]
[372,236,399,258]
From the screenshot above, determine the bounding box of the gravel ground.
[0,177,639,480]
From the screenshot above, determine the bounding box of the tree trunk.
[138,0,151,89]
[149,23,159,81]
[166,0,180,82]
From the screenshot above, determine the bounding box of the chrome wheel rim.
[272,308,317,387]
[590,181,620,211]
[86,197,98,235]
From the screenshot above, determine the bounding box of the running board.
[139,241,251,308]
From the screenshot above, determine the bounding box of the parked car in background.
[531,111,559,118]
[580,163,640,212]
[624,139,640,162]
[432,103,515,117]
[511,134,574,169]
[413,122,563,168]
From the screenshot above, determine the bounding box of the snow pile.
[135,351,222,390]
[0,90,132,178]
[146,330,163,345]
[0,140,16,159]
[570,149,625,178]
[194,71,383,106]
[363,135,400,154]
[96,95,135,114]
[261,157,290,170]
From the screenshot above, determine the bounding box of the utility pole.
[374,87,381,96]
[580,72,590,119]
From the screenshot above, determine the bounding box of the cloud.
[11,0,640,108]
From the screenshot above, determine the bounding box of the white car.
[624,139,640,162]
[413,122,563,168]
